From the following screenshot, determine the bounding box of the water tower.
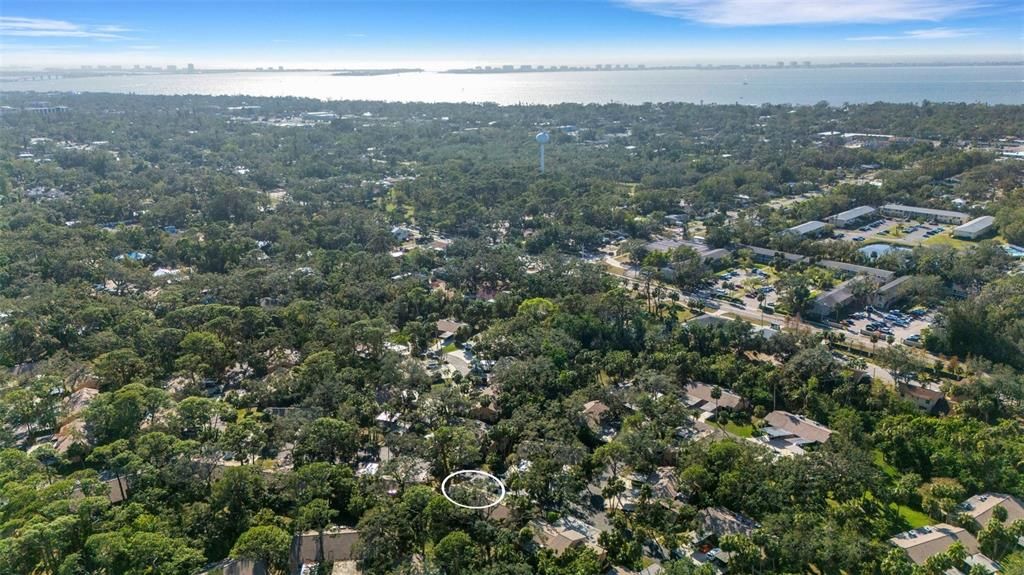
[536,131,550,173]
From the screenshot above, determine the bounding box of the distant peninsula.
[443,61,1024,74]
[331,68,423,76]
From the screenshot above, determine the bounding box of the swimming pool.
[858,243,912,258]
[1004,244,1024,258]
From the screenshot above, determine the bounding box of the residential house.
[889,524,979,566]
[608,467,686,512]
[683,382,746,416]
[436,318,469,346]
[647,467,684,503]
[469,384,500,423]
[956,493,1024,528]
[390,226,414,242]
[755,410,833,456]
[694,507,760,543]
[469,399,500,424]
[374,411,402,431]
[751,325,781,340]
[581,400,611,432]
[71,473,130,504]
[61,387,98,426]
[606,565,663,575]
[290,527,360,574]
[114,251,149,262]
[444,348,474,377]
[54,386,100,459]
[898,382,949,415]
[665,213,690,226]
[531,521,588,556]
[54,419,88,458]
[378,456,432,494]
[486,502,514,524]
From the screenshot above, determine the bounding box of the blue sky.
[2,1,1021,68]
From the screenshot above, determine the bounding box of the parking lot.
[833,217,953,246]
[839,306,935,346]
[695,266,781,316]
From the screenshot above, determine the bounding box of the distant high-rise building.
[804,61,811,67]
[167,64,177,71]
[278,65,284,71]
[790,61,798,67]
[776,61,784,67]
[187,63,195,72]
[133,64,141,70]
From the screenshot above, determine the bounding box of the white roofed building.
[784,220,827,237]
[828,205,876,228]
[952,216,995,240]
[881,204,970,224]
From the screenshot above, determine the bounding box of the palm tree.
[711,385,723,428]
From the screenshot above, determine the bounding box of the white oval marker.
[441,469,506,510]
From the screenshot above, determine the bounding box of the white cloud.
[619,0,982,25]
[848,27,980,40]
[0,16,131,39]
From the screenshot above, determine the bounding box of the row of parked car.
[858,219,888,232]
[850,306,928,337]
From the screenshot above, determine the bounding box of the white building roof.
[786,220,827,235]
[953,215,994,235]
[833,205,876,222]
[882,204,968,220]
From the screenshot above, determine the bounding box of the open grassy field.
[873,450,899,478]
[723,421,755,438]
[676,309,696,322]
[896,505,933,529]
[922,233,999,250]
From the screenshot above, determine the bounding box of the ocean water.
[3,66,1022,105]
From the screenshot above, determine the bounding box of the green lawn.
[921,233,996,250]
[676,309,695,322]
[723,421,755,438]
[897,505,932,529]
[443,342,458,352]
[873,450,899,478]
